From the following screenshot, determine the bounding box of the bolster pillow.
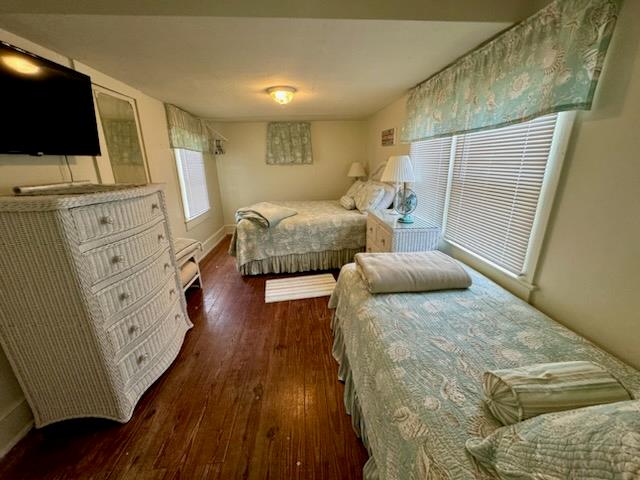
[355,251,472,294]
[483,361,632,425]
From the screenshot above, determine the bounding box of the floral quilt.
[329,263,640,480]
[230,200,366,268]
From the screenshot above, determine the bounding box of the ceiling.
[0,13,515,120]
[0,0,549,22]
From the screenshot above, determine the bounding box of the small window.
[174,148,210,222]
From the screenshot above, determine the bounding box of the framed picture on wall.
[381,128,396,146]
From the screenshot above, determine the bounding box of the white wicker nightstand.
[366,210,441,253]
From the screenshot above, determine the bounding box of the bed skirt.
[238,247,363,275]
[331,313,380,480]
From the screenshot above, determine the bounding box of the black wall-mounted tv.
[0,41,101,156]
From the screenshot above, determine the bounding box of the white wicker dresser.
[0,185,192,427]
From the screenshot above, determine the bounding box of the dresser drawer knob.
[119,292,130,301]
[381,238,386,245]
[175,314,181,321]
[151,203,159,211]
[100,216,113,225]
[169,288,176,297]
[157,233,165,242]
[137,353,149,364]
[164,263,170,271]
[111,255,124,264]
[128,325,139,335]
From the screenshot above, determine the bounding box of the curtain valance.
[165,104,211,153]
[401,0,621,143]
[266,122,313,165]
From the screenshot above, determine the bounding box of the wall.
[531,0,640,369]
[215,121,367,225]
[0,28,226,456]
[365,94,409,174]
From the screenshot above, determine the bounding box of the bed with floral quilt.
[229,200,367,275]
[328,262,640,480]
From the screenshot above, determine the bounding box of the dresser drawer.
[124,320,188,406]
[117,301,185,386]
[97,249,178,319]
[84,221,169,285]
[106,277,180,354]
[71,192,163,243]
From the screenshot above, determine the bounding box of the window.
[174,148,210,222]
[410,136,452,227]
[411,113,568,279]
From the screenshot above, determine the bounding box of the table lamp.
[347,162,366,181]
[381,155,416,223]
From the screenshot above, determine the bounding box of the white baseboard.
[224,224,235,235]
[200,225,227,260]
[0,398,33,458]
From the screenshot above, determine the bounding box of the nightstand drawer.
[366,219,377,243]
[366,216,377,252]
[374,234,392,252]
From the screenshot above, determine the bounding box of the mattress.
[328,263,640,480]
[230,200,366,274]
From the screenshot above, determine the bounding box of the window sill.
[441,239,536,302]
[185,209,211,232]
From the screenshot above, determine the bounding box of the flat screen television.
[0,41,101,156]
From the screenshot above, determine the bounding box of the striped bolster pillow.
[483,361,632,425]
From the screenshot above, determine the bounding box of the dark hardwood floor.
[0,237,368,479]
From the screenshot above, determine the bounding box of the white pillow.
[370,161,387,181]
[339,195,356,210]
[372,181,395,210]
[354,183,385,212]
[345,180,365,198]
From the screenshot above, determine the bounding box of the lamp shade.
[381,155,415,183]
[347,161,366,178]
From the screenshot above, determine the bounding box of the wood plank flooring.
[0,237,368,479]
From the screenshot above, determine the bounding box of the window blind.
[444,114,558,275]
[175,148,210,221]
[409,136,453,227]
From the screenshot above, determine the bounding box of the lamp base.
[398,214,414,224]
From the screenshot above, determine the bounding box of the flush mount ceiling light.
[2,55,40,75]
[267,86,296,105]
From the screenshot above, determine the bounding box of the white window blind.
[409,136,453,227]
[174,148,210,221]
[444,114,558,275]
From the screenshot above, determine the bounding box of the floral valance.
[401,0,621,143]
[165,104,211,153]
[266,122,313,165]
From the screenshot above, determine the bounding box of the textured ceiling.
[0,15,511,120]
